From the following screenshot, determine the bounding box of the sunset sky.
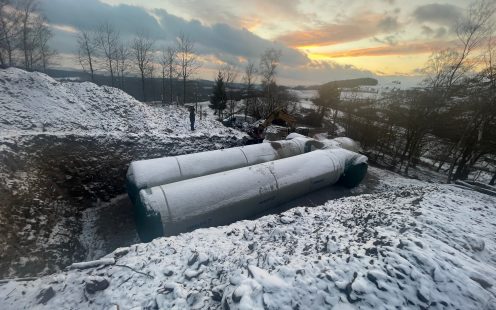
[40,0,472,86]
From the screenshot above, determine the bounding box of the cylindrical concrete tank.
[135,149,367,241]
[126,138,313,204]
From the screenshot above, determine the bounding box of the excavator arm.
[261,110,296,129]
[250,110,296,141]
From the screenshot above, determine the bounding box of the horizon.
[40,0,475,87]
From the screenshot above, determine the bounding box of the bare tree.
[444,0,496,181]
[131,32,154,102]
[160,46,178,104]
[0,0,20,67]
[18,0,37,70]
[243,61,257,119]
[77,30,97,82]
[220,64,238,118]
[259,49,280,85]
[176,33,200,105]
[115,42,129,89]
[259,48,281,115]
[33,16,55,72]
[95,23,119,86]
[452,0,495,78]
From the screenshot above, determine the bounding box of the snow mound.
[0,68,243,138]
[1,168,495,309]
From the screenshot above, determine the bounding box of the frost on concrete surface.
[1,168,495,309]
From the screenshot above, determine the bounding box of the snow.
[1,167,495,309]
[289,89,318,110]
[68,258,116,270]
[1,69,495,309]
[0,67,245,138]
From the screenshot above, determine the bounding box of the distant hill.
[295,78,379,91]
[41,68,256,103]
[42,68,378,100]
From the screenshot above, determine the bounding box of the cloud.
[279,60,375,85]
[153,9,309,66]
[421,25,448,39]
[40,0,163,38]
[39,0,309,67]
[413,4,462,28]
[39,0,448,85]
[378,16,399,32]
[373,35,399,46]
[311,40,454,58]
[276,11,400,47]
[150,0,307,30]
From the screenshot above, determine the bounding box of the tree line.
[209,48,298,120]
[77,25,200,104]
[315,0,496,184]
[0,0,56,72]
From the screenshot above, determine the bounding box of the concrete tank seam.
[174,157,184,177]
[266,164,280,191]
[239,148,250,165]
[159,186,173,221]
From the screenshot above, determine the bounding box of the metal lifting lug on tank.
[126,134,368,242]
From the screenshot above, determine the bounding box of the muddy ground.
[0,133,241,278]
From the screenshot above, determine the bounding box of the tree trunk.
[169,67,174,105]
[161,69,166,103]
[141,72,146,102]
[23,27,29,69]
[183,77,186,105]
[89,57,94,82]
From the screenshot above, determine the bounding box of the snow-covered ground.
[1,167,495,309]
[1,69,495,309]
[289,89,318,110]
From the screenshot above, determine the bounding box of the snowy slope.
[1,167,495,309]
[0,67,243,138]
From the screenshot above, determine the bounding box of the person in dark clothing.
[189,106,196,131]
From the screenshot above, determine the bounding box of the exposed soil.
[0,133,241,278]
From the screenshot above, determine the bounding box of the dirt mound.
[0,67,243,138]
[0,68,245,278]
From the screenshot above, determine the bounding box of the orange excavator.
[250,110,297,142]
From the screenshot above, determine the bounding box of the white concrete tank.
[126,138,313,204]
[135,148,367,241]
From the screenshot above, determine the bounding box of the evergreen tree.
[314,83,340,124]
[209,71,227,118]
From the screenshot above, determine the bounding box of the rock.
[211,285,224,302]
[188,252,199,266]
[163,268,174,276]
[143,297,158,309]
[85,276,110,294]
[280,216,294,224]
[232,287,243,303]
[184,269,203,280]
[36,286,55,305]
[466,236,485,252]
[198,253,210,267]
[187,292,202,308]
[113,247,129,259]
[470,276,492,289]
[416,288,429,304]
